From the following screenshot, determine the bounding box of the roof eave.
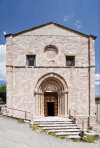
[90,34,97,40]
[4,33,12,38]
[4,22,97,40]
[12,22,54,37]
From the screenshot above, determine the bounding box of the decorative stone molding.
[34,91,44,95]
[58,91,69,94]
[6,65,95,68]
[35,72,68,92]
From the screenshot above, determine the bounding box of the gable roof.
[4,22,97,39]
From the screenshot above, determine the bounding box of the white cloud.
[95,74,100,85]
[64,15,74,22]
[74,20,82,30]
[64,18,67,21]
[95,81,100,85]
[95,73,100,80]
[3,31,6,35]
[0,44,6,81]
[64,15,69,21]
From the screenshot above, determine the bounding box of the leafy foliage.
[0,98,2,101]
[71,134,100,143]
[18,119,25,124]
[0,84,6,102]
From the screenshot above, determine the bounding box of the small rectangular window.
[26,55,36,66]
[66,56,75,66]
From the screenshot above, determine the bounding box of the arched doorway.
[34,73,68,117]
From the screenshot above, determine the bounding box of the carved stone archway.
[34,73,68,118]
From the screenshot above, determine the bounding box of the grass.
[29,125,33,128]
[71,134,100,143]
[41,129,48,134]
[71,138,88,143]
[86,134,100,143]
[48,132,56,136]
[56,135,66,139]
[32,124,43,131]
[48,132,66,139]
[32,124,39,130]
[18,119,25,124]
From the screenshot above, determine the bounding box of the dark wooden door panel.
[54,102,58,116]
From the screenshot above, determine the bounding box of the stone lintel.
[58,91,69,94]
[34,91,44,95]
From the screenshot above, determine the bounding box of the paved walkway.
[0,116,100,148]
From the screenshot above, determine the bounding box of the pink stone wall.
[7,36,89,67]
[11,68,89,114]
[6,34,96,126]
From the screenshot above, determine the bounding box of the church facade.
[5,22,97,128]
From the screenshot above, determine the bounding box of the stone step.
[34,120,72,122]
[7,114,13,117]
[48,129,80,133]
[35,117,81,138]
[67,135,81,139]
[38,124,78,127]
[34,117,71,122]
[34,119,73,123]
[36,121,73,124]
[3,113,7,116]
[56,132,80,136]
[43,126,80,130]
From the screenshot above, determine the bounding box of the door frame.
[44,92,58,117]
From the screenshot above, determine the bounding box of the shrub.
[0,84,6,102]
[0,98,2,101]
[79,131,84,137]
[88,126,92,130]
[69,115,73,119]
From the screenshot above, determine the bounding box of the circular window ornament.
[44,45,58,60]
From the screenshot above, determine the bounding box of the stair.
[34,117,81,139]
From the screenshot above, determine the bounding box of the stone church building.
[5,22,97,128]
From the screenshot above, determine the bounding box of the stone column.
[61,94,65,116]
[40,94,43,117]
[65,93,67,117]
[34,92,44,118]
[34,94,36,118]
[59,94,62,116]
[58,94,60,116]
[41,94,44,117]
[38,95,40,116]
[35,94,38,117]
[40,95,41,116]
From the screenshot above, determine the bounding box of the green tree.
[0,84,6,102]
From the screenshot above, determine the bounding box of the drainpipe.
[88,36,90,127]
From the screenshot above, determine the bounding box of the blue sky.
[0,0,100,94]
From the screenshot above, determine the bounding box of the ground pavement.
[0,116,100,148]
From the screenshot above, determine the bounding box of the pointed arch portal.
[34,73,69,117]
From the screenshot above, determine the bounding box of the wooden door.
[44,92,58,116]
[54,101,58,116]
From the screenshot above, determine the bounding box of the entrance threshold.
[34,117,69,122]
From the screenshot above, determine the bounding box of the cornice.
[6,65,95,68]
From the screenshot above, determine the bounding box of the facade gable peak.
[5,22,97,39]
